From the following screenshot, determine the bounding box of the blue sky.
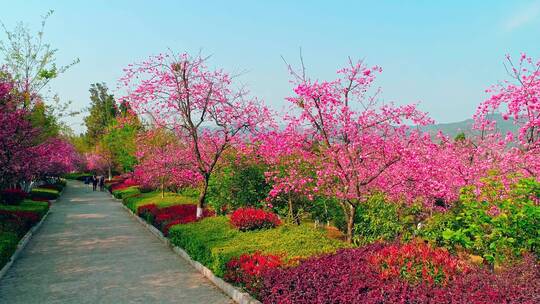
[1,1,540,133]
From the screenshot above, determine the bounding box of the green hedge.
[63,172,92,181]
[122,191,197,212]
[112,186,141,200]
[0,200,50,217]
[0,232,19,269]
[30,188,60,200]
[169,216,349,276]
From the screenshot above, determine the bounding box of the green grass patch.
[169,216,349,276]
[123,190,197,212]
[0,200,50,217]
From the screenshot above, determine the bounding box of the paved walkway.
[0,181,232,303]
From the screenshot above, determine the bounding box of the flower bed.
[224,252,282,298]
[30,188,59,200]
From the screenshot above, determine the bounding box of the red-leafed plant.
[137,203,159,223]
[1,188,28,205]
[224,252,282,297]
[369,241,468,286]
[0,210,41,234]
[139,204,214,235]
[230,207,281,231]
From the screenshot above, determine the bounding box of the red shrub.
[1,188,27,205]
[369,241,468,286]
[260,245,540,304]
[224,252,282,297]
[139,204,214,235]
[0,210,41,234]
[230,208,281,231]
[137,204,159,217]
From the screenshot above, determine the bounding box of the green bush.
[352,194,420,246]
[0,200,50,217]
[419,178,540,264]
[112,187,140,199]
[169,216,349,276]
[122,191,197,212]
[63,172,92,181]
[0,232,19,269]
[207,158,270,214]
[30,188,60,200]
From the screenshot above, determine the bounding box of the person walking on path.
[99,176,105,191]
[92,174,98,191]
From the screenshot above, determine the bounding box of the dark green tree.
[84,82,118,145]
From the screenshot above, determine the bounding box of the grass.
[122,190,198,212]
[169,216,349,276]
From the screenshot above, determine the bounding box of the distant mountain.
[421,114,518,138]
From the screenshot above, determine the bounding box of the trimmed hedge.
[30,188,60,200]
[0,199,49,269]
[112,186,140,199]
[168,216,349,276]
[63,172,92,181]
[123,191,197,212]
[0,200,50,217]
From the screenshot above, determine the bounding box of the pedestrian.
[92,174,98,191]
[99,176,105,191]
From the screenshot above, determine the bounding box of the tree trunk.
[197,178,209,219]
[345,204,356,244]
[108,166,112,181]
[161,176,165,198]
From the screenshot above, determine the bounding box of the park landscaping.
[0,180,66,270]
[1,10,540,303]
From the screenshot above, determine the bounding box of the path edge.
[0,206,51,280]
[119,201,261,304]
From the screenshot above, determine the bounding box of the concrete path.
[0,181,232,304]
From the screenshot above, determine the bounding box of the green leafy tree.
[101,116,141,172]
[84,82,118,145]
[0,10,79,108]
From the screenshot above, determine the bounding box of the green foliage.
[63,172,92,181]
[419,178,540,264]
[0,10,79,108]
[122,190,197,212]
[101,119,140,172]
[0,232,19,269]
[84,83,118,145]
[207,158,270,214]
[169,216,349,276]
[112,186,140,200]
[30,188,59,200]
[28,101,61,142]
[352,194,420,246]
[0,200,49,217]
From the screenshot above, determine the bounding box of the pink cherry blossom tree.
[281,58,432,242]
[475,53,540,178]
[134,128,201,198]
[120,52,270,217]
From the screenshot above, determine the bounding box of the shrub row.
[230,207,281,231]
[261,244,540,304]
[168,216,349,277]
[137,203,214,235]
